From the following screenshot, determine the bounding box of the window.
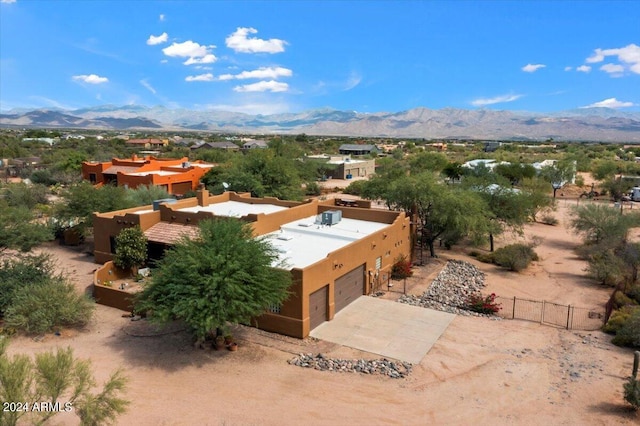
[375,256,382,270]
[109,236,117,254]
[268,304,281,314]
[89,173,97,183]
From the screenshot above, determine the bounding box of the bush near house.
[464,292,502,315]
[474,243,539,272]
[391,255,413,279]
[624,376,640,410]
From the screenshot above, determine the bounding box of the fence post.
[566,305,571,330]
[512,296,516,319]
[541,300,545,324]
[633,351,640,379]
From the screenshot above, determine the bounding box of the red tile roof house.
[81,155,216,196]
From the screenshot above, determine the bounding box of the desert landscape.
[3,200,639,425]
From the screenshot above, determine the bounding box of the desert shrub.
[574,175,585,187]
[391,255,413,279]
[475,252,495,264]
[304,181,321,196]
[343,180,366,196]
[0,254,54,315]
[624,376,640,410]
[627,284,640,304]
[3,279,94,334]
[464,293,501,315]
[584,249,625,287]
[540,214,559,226]
[113,226,147,272]
[491,244,539,271]
[614,290,638,309]
[612,308,640,348]
[603,305,640,334]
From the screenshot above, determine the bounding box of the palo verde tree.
[136,218,292,346]
[113,226,148,274]
[0,338,129,426]
[539,159,576,198]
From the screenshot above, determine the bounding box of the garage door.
[171,181,193,195]
[334,264,365,313]
[309,286,328,330]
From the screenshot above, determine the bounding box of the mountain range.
[1,105,639,142]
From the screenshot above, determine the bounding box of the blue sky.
[1,0,638,115]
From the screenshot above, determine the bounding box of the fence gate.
[496,296,604,331]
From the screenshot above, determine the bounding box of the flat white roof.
[191,164,215,168]
[178,200,288,217]
[133,209,154,215]
[266,215,388,269]
[125,170,180,176]
[327,159,367,165]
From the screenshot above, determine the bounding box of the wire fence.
[494,296,605,330]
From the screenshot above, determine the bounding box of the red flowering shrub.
[391,255,413,279]
[465,293,501,315]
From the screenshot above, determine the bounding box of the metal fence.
[495,296,605,330]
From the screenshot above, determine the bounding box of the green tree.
[539,160,575,198]
[0,203,53,252]
[136,219,292,345]
[126,185,173,207]
[493,162,536,186]
[113,227,148,273]
[591,159,618,181]
[55,182,134,228]
[0,339,129,426]
[570,204,640,246]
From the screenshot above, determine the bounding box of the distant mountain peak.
[1,105,638,142]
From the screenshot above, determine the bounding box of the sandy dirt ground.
[3,201,640,425]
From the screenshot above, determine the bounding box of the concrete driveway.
[310,296,455,364]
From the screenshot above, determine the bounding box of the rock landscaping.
[399,259,499,317]
[288,353,412,378]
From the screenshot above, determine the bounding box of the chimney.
[196,186,208,206]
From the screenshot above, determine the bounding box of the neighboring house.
[484,142,502,152]
[81,155,215,195]
[242,139,269,149]
[92,189,411,338]
[338,144,379,156]
[307,155,376,179]
[191,141,240,151]
[462,159,500,170]
[125,138,169,148]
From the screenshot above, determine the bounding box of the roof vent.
[321,210,342,226]
[276,234,293,241]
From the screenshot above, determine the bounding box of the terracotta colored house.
[125,138,169,148]
[82,155,215,195]
[92,190,411,338]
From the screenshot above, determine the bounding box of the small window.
[89,173,97,183]
[109,236,117,254]
[268,304,281,314]
[375,256,382,270]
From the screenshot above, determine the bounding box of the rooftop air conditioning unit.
[321,210,342,226]
[182,161,191,168]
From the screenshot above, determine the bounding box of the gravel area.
[288,353,412,378]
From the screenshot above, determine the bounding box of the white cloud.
[183,54,217,65]
[344,71,362,90]
[225,27,286,54]
[233,80,289,92]
[576,65,591,73]
[159,14,165,22]
[185,73,214,82]
[600,63,625,76]
[1,0,17,4]
[72,74,109,84]
[162,40,217,65]
[522,63,546,73]
[471,93,522,107]
[582,98,635,108]
[147,32,168,46]
[219,66,292,80]
[564,66,572,71]
[585,44,640,75]
[140,79,156,94]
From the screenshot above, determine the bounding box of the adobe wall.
[93,209,161,263]
[93,261,135,312]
